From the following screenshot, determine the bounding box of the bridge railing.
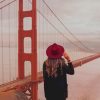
[0,53,99,93]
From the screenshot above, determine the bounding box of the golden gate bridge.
[0,0,100,100]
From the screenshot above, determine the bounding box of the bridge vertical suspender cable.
[38,0,42,72]
[0,0,17,84]
[15,0,18,79]
[8,4,11,81]
[42,0,45,61]
[0,9,4,83]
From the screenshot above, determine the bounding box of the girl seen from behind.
[43,43,74,100]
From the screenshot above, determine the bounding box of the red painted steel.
[72,53,100,67]
[18,0,24,79]
[0,54,100,100]
[31,0,38,99]
[18,0,38,100]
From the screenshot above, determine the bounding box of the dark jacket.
[43,59,74,99]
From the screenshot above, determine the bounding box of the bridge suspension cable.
[0,0,6,3]
[0,0,16,9]
[37,9,86,51]
[41,0,96,53]
[28,0,89,52]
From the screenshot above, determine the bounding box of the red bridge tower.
[18,0,38,100]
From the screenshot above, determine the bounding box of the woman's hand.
[63,51,71,62]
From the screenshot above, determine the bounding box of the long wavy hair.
[45,58,65,77]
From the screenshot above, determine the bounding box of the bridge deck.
[0,54,100,93]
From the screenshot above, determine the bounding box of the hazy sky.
[0,0,100,35]
[43,0,100,35]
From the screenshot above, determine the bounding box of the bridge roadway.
[0,54,100,93]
